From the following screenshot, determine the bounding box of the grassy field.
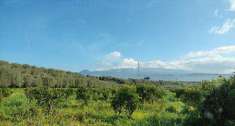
[0,86,196,126]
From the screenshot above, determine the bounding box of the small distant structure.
[144,76,150,80]
[218,75,223,78]
[136,61,150,81]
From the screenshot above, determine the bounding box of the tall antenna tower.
[137,61,140,77]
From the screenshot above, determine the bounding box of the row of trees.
[0,84,167,118]
[0,60,114,88]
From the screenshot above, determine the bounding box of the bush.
[201,78,235,126]
[136,85,165,103]
[111,88,140,117]
[25,88,73,114]
[175,87,204,106]
[0,88,12,101]
[76,86,91,104]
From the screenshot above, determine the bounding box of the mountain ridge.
[80,68,232,81]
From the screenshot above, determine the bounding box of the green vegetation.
[111,87,139,117]
[0,60,235,126]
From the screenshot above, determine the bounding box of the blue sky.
[1,0,235,73]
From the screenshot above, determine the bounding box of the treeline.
[0,60,122,88]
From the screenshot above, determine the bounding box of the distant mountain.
[80,68,232,82]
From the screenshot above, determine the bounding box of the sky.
[0,0,235,73]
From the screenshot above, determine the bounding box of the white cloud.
[143,60,189,70]
[181,45,235,73]
[98,45,235,74]
[97,51,122,70]
[229,0,235,11]
[185,45,235,59]
[119,58,138,69]
[209,19,235,34]
[105,51,121,60]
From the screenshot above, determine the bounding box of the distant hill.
[0,60,120,88]
[80,68,232,82]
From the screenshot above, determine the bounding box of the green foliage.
[134,112,184,126]
[76,86,91,104]
[166,101,185,113]
[200,77,235,126]
[174,87,205,106]
[98,76,126,84]
[111,88,140,117]
[136,84,165,103]
[183,110,202,126]
[25,88,73,114]
[224,89,235,119]
[201,81,216,92]
[0,92,37,121]
[0,88,12,101]
[0,60,121,88]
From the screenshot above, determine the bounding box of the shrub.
[0,88,12,101]
[136,85,165,103]
[25,88,73,114]
[175,87,204,106]
[201,77,235,126]
[76,86,91,104]
[111,88,139,117]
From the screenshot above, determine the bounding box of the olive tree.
[25,88,73,114]
[136,84,165,103]
[76,86,91,104]
[111,88,139,117]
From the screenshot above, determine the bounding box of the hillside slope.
[0,60,119,88]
